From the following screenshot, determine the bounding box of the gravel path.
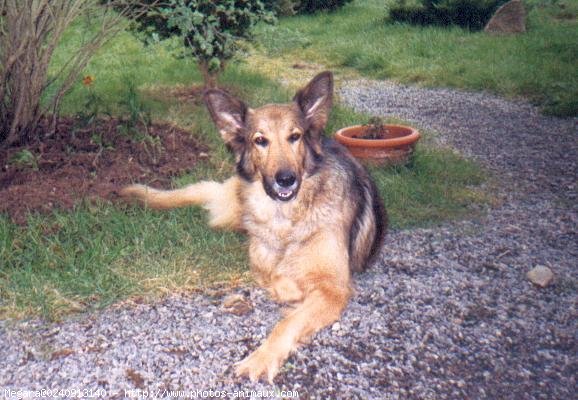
[1,81,576,399]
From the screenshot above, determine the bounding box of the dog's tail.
[120,182,215,210]
[120,178,243,230]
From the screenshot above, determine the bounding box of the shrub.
[0,0,142,148]
[389,0,508,31]
[126,0,274,88]
[296,0,353,14]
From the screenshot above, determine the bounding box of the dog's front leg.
[236,237,351,383]
[235,279,350,382]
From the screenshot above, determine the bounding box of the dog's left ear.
[294,71,333,134]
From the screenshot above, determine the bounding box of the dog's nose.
[275,170,296,188]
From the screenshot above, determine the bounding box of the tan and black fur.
[121,72,386,382]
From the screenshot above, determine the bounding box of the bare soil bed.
[0,117,208,224]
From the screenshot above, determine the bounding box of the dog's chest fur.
[241,176,340,250]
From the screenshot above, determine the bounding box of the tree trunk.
[199,61,219,89]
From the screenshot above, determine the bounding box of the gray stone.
[526,265,554,287]
[485,0,527,34]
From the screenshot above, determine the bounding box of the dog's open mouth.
[276,187,295,201]
[268,181,299,202]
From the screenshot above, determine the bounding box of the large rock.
[485,0,527,34]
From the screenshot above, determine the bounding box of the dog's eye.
[254,136,269,147]
[288,133,301,143]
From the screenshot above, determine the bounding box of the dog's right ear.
[204,89,248,148]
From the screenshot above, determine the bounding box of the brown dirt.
[0,117,209,224]
[353,130,389,140]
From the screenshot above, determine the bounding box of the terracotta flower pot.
[334,124,420,165]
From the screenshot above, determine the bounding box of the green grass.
[1,12,490,320]
[372,147,487,228]
[255,0,578,117]
[0,205,247,320]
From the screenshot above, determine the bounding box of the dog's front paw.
[235,344,285,383]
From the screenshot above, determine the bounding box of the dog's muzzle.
[265,170,299,202]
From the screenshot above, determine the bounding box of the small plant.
[141,134,164,165]
[360,117,390,140]
[121,79,152,129]
[75,76,108,129]
[125,0,275,88]
[90,132,115,152]
[118,79,152,135]
[8,149,39,170]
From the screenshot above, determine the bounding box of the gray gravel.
[1,80,577,399]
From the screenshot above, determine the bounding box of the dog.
[120,71,386,382]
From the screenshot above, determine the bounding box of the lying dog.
[121,71,386,382]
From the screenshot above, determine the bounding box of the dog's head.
[204,72,333,202]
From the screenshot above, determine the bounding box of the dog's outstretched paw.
[235,345,284,384]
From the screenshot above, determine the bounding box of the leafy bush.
[296,0,353,14]
[126,0,274,88]
[389,0,508,31]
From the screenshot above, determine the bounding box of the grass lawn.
[0,10,491,320]
[254,0,578,117]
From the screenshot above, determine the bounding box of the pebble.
[526,265,554,287]
[222,293,254,316]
